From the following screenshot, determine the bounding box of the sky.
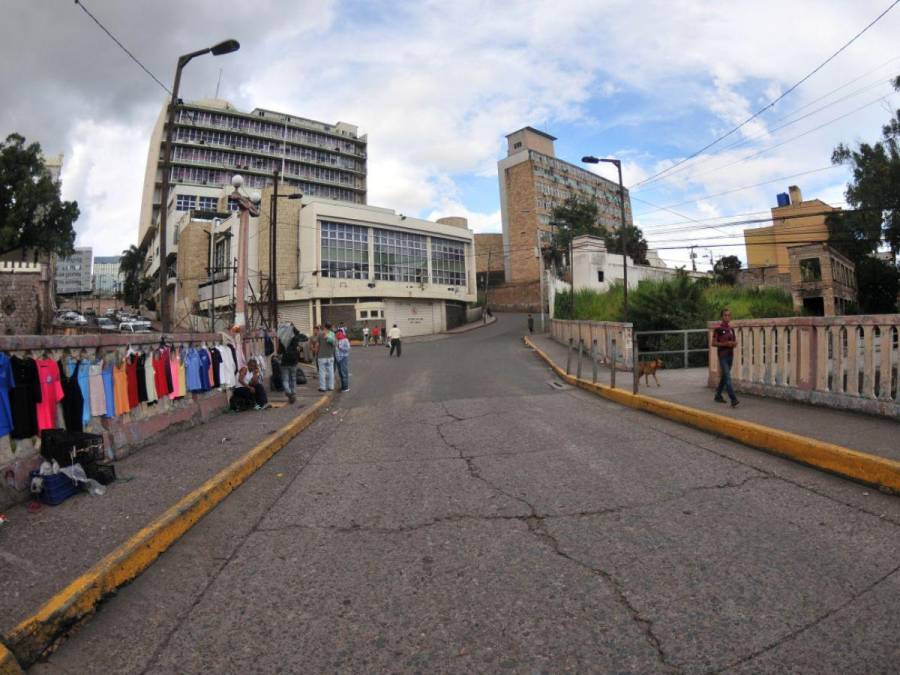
[3,0,899,269]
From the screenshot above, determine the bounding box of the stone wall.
[487,280,542,312]
[0,262,45,336]
[0,331,233,509]
[474,233,504,274]
[505,161,542,283]
[736,266,792,295]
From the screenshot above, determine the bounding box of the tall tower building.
[138,98,367,243]
[498,127,632,284]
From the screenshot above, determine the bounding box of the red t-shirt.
[713,322,736,358]
[126,355,140,408]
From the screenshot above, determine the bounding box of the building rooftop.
[506,126,557,141]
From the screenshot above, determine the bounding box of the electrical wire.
[628,0,900,189]
[73,0,172,95]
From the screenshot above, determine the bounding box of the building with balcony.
[498,127,633,291]
[177,192,476,336]
[138,98,367,245]
[788,243,856,316]
[55,247,92,295]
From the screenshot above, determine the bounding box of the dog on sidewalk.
[638,358,664,387]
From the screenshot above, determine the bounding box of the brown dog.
[638,358,664,387]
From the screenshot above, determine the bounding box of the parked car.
[96,317,118,332]
[54,311,87,326]
[119,322,151,334]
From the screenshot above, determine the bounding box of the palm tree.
[119,244,147,309]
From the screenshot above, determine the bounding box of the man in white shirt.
[362,325,369,347]
[388,324,402,358]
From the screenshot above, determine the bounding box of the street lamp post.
[208,217,222,332]
[158,39,240,332]
[582,155,629,317]
[229,174,260,330]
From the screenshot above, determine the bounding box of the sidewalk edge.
[3,392,334,668]
[524,336,900,493]
[0,643,23,675]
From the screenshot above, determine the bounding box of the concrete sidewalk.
[0,364,326,638]
[529,332,900,464]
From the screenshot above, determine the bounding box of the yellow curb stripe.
[4,393,334,668]
[0,642,24,675]
[524,336,900,493]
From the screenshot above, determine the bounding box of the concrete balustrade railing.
[708,315,900,419]
[549,319,634,369]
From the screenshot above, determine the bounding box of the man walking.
[527,313,534,334]
[280,327,302,404]
[712,308,740,408]
[388,323,402,357]
[312,323,336,391]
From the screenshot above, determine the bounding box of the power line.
[628,0,900,189]
[73,0,171,95]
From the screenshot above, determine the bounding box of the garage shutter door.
[385,300,441,337]
[278,301,312,335]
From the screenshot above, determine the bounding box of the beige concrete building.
[744,185,839,273]
[138,98,367,245]
[787,243,856,316]
[498,127,633,289]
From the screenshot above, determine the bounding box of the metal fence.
[635,329,709,369]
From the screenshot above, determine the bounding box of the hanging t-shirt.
[59,358,84,432]
[217,346,237,388]
[136,353,148,402]
[168,350,180,400]
[153,351,170,397]
[125,355,139,409]
[162,348,174,393]
[184,349,202,392]
[144,353,158,403]
[102,364,116,418]
[198,348,211,391]
[75,359,91,425]
[113,361,130,415]
[88,361,106,417]
[0,353,15,438]
[35,359,64,432]
[210,348,223,387]
[10,356,41,439]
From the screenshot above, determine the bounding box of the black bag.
[40,429,104,467]
[264,331,274,356]
[85,462,116,485]
[230,390,255,412]
[270,357,284,391]
[296,368,307,385]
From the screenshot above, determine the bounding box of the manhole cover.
[548,380,571,391]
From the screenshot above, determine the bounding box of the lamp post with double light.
[581,155,630,317]
[228,174,259,331]
[158,39,240,332]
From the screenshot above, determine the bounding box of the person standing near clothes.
[712,308,740,408]
[312,323,336,391]
[527,313,534,334]
[388,324,402,357]
[362,325,369,347]
[281,327,302,404]
[334,328,351,392]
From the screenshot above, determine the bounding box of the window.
[229,200,240,212]
[198,196,218,211]
[799,258,822,282]
[176,194,196,211]
[360,310,369,318]
[374,228,427,282]
[597,271,604,282]
[514,141,522,149]
[320,221,368,279]
[431,237,466,286]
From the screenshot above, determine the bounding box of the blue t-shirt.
[185,349,203,392]
[102,366,116,417]
[198,349,211,391]
[0,353,15,437]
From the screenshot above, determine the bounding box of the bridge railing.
[549,319,634,370]
[708,315,900,419]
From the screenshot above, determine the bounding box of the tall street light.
[158,38,240,332]
[582,155,630,317]
[229,174,260,331]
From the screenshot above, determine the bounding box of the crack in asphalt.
[713,563,900,673]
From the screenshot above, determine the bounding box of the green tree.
[627,273,709,329]
[854,256,899,314]
[0,133,79,258]
[549,195,649,266]
[829,75,900,262]
[713,255,742,285]
[604,223,649,265]
[119,244,150,308]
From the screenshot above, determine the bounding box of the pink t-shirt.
[35,359,64,432]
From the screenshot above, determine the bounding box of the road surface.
[36,315,900,673]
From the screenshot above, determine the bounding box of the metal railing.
[635,329,709,369]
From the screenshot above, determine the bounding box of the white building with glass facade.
[55,247,92,295]
[92,255,122,296]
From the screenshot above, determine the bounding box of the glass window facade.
[431,237,466,286]
[197,196,218,210]
[321,221,368,279]
[374,229,427,282]
[176,194,196,211]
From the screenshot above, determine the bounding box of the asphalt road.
[35,314,900,674]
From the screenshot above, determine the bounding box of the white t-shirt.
[362,327,369,335]
[388,327,401,340]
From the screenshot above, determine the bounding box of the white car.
[119,322,151,334]
[55,311,87,326]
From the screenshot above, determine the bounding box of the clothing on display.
[144,352,158,403]
[136,353,148,403]
[35,359,64,432]
[59,359,85,432]
[125,355,139,409]
[101,364,116,418]
[9,356,41,439]
[88,361,106,417]
[0,353,14,438]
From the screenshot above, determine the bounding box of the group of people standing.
[311,323,352,393]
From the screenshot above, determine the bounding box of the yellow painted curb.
[524,336,900,493]
[3,393,334,668]
[0,642,24,675]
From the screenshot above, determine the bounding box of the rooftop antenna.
[214,67,223,99]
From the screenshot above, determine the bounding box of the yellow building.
[744,186,839,273]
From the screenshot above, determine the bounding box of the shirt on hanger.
[35,359,64,432]
[0,353,15,438]
[136,353,149,402]
[88,361,106,417]
[102,364,116,418]
[10,356,41,439]
[125,355,139,409]
[75,359,91,425]
[198,348,211,391]
[144,353,158,403]
[168,350,180,400]
[60,358,84,432]
[113,361,130,415]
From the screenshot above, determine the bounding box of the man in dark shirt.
[711,308,740,408]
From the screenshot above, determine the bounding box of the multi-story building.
[138,98,367,245]
[498,127,633,288]
[92,256,122,297]
[55,247,92,295]
[176,191,476,336]
[743,185,839,273]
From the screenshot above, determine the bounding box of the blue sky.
[3,0,899,268]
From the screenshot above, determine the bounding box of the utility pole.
[483,249,492,321]
[270,169,279,328]
[537,230,545,331]
[582,156,628,317]
[690,245,697,272]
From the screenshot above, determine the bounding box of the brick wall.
[0,266,44,335]
[487,280,542,312]
[474,233,504,274]
[175,220,213,323]
[505,161,542,283]
[257,187,302,304]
